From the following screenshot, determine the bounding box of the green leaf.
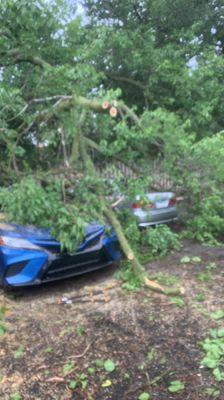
[0,324,7,336]
[170,297,185,307]
[192,256,202,263]
[104,359,116,372]
[68,380,77,389]
[217,328,224,338]
[202,357,217,369]
[14,345,24,359]
[62,361,74,375]
[205,387,220,397]
[213,367,223,382]
[195,293,205,302]
[101,379,112,388]
[44,346,53,353]
[138,393,151,400]
[211,310,224,320]
[147,348,156,363]
[81,379,88,389]
[87,367,95,374]
[180,256,191,263]
[10,394,22,400]
[95,359,104,368]
[168,380,185,393]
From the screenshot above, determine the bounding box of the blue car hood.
[0,222,105,252]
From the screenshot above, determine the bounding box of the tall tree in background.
[84,0,224,137]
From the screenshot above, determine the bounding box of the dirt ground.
[0,240,224,400]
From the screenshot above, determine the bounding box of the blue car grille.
[43,248,109,281]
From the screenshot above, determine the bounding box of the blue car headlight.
[0,236,49,285]
[0,236,40,250]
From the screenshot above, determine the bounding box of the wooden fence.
[97,159,174,191]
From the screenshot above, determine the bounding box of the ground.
[0,240,224,400]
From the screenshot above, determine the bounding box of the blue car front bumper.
[0,223,120,288]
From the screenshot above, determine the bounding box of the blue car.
[0,222,120,288]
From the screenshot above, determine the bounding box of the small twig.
[45,376,65,383]
[36,364,49,371]
[59,127,70,168]
[31,95,72,104]
[149,369,171,386]
[63,367,78,377]
[0,31,11,38]
[6,104,28,122]
[111,196,125,208]
[68,338,96,359]
[61,179,66,203]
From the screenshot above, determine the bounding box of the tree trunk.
[102,204,144,276]
[68,109,182,295]
[75,118,145,277]
[70,110,86,167]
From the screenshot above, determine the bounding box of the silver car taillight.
[168,198,177,207]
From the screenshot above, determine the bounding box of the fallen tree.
[0,0,184,294]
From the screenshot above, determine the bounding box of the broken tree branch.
[105,72,146,91]
[0,49,51,68]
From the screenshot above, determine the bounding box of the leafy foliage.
[186,195,224,244]
[211,311,224,321]
[13,345,24,359]
[148,272,179,286]
[169,297,185,308]
[104,359,116,373]
[201,329,224,381]
[168,380,185,393]
[0,306,7,336]
[116,261,142,291]
[9,394,22,400]
[0,178,87,251]
[142,226,181,258]
[138,393,151,400]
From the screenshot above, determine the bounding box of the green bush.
[142,225,181,258]
[115,261,142,291]
[186,195,224,244]
[164,131,224,245]
[0,177,60,227]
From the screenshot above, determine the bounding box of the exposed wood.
[144,276,182,295]
[102,101,110,109]
[109,106,118,117]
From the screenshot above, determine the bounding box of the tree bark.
[76,120,182,294]
[75,117,145,278]
[102,205,144,276]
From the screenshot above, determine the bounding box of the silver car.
[130,192,178,227]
